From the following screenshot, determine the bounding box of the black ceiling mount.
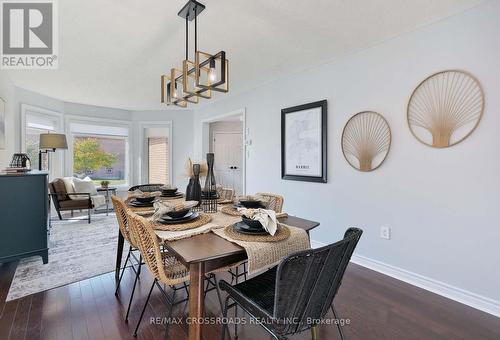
[178,0,205,21]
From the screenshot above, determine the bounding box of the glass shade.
[39,133,68,150]
[195,50,229,93]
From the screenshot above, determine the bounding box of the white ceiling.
[6,0,485,110]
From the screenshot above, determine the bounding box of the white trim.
[200,108,247,194]
[64,115,133,188]
[311,239,500,317]
[137,121,173,186]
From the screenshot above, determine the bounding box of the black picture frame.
[281,100,327,183]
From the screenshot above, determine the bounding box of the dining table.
[114,199,320,340]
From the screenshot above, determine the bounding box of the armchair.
[49,178,94,223]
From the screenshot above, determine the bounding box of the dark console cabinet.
[0,171,49,264]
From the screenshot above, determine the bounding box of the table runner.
[212,223,310,274]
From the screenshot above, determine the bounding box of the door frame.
[200,108,246,195]
[137,121,173,186]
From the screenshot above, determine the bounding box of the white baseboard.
[310,240,500,318]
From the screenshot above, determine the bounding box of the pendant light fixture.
[161,0,229,107]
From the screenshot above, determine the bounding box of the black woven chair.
[219,227,363,340]
[128,184,165,192]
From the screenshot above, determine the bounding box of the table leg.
[115,231,124,280]
[106,191,109,216]
[189,262,205,340]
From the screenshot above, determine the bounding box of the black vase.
[185,163,202,205]
[202,153,218,213]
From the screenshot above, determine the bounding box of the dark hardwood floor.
[0,260,499,340]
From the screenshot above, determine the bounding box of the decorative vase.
[185,163,202,206]
[202,153,218,213]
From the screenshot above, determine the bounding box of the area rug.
[6,213,129,301]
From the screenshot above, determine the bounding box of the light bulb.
[209,67,217,82]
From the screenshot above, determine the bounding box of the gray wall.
[193,1,500,309]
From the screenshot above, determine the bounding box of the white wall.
[193,1,500,310]
[131,110,194,191]
[0,71,16,168]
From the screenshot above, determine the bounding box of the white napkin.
[125,189,162,203]
[152,200,199,221]
[237,208,278,236]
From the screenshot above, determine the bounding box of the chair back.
[111,195,136,247]
[128,184,164,192]
[219,187,235,201]
[256,192,284,213]
[273,227,363,335]
[125,210,189,285]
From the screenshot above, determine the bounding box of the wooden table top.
[163,215,319,267]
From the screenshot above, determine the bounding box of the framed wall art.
[281,100,327,183]
[0,97,5,150]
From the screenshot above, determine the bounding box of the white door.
[213,132,243,195]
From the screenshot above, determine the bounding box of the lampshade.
[39,133,68,150]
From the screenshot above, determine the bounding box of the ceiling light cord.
[185,16,188,61]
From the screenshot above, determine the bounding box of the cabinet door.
[0,175,48,259]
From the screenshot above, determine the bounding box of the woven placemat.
[151,213,212,231]
[223,224,290,242]
[218,199,234,205]
[221,205,241,216]
[128,205,155,213]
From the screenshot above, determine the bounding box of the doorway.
[202,110,245,196]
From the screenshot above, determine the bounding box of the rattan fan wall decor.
[341,111,391,172]
[407,70,484,148]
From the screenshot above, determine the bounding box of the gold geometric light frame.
[407,70,484,148]
[341,111,392,172]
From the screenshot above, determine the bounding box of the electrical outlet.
[380,226,391,240]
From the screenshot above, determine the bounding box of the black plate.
[241,216,264,229]
[129,199,159,207]
[162,211,193,221]
[161,192,183,198]
[159,212,199,224]
[135,196,156,203]
[233,222,268,235]
[235,201,265,209]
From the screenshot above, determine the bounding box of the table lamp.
[39,133,68,171]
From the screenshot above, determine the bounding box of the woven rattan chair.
[126,211,224,338]
[256,192,284,213]
[128,184,164,192]
[111,196,144,323]
[219,227,363,340]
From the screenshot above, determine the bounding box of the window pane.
[26,127,48,170]
[73,135,126,186]
[148,137,169,185]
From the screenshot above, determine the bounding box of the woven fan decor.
[224,224,290,242]
[150,213,212,231]
[407,70,484,148]
[342,111,391,172]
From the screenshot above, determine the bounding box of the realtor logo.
[1,0,58,69]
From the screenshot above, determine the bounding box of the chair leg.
[57,210,62,220]
[310,326,318,340]
[163,289,176,340]
[220,296,231,340]
[212,275,225,315]
[331,304,346,340]
[115,247,132,296]
[125,257,141,323]
[88,208,91,223]
[243,262,248,281]
[234,267,239,339]
[134,279,156,337]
